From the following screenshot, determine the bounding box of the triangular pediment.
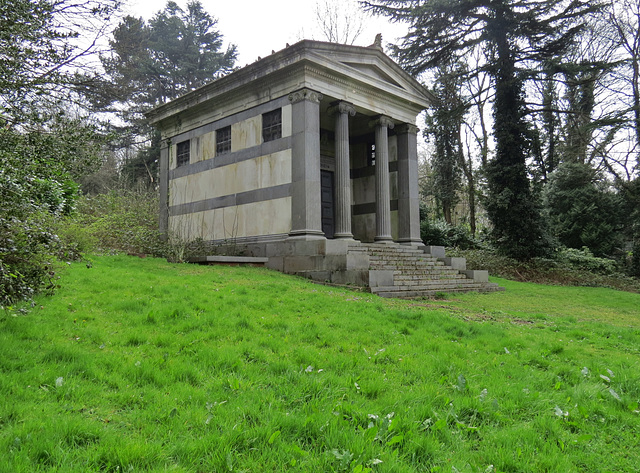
[300,42,433,107]
[341,61,403,89]
[148,39,432,126]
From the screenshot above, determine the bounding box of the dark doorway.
[321,170,335,238]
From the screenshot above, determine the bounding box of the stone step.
[371,281,503,292]
[345,243,505,298]
[374,279,493,290]
[393,269,466,280]
[369,257,441,264]
[391,269,460,275]
[369,257,443,264]
[373,285,504,299]
[370,264,447,271]
[394,272,464,279]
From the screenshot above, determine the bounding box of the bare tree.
[313,0,365,45]
[608,0,640,169]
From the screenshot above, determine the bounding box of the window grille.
[262,109,282,142]
[216,126,231,155]
[176,140,190,167]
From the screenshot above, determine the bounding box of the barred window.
[262,108,282,142]
[176,140,190,167]
[216,126,231,155]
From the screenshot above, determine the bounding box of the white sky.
[124,0,408,65]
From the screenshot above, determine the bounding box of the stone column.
[371,115,394,242]
[396,124,423,245]
[158,139,170,240]
[329,101,356,239]
[287,88,325,240]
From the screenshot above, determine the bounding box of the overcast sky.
[124,0,408,65]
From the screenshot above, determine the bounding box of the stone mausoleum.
[147,39,502,297]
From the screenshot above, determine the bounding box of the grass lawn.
[1,255,639,472]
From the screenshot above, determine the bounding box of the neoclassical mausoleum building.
[148,39,501,297]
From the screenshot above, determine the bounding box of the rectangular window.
[216,126,231,155]
[176,140,190,167]
[262,108,282,142]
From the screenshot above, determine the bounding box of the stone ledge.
[189,256,269,266]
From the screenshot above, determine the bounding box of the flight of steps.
[354,243,504,298]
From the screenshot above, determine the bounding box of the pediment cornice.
[147,40,432,126]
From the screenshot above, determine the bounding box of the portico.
[287,87,424,247]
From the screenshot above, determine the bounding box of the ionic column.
[329,101,356,239]
[370,115,394,242]
[396,124,423,245]
[288,88,325,240]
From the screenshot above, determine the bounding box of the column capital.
[328,101,356,117]
[369,115,395,130]
[288,88,323,104]
[396,123,419,135]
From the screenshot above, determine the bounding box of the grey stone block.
[441,257,466,270]
[346,251,369,270]
[283,255,324,273]
[424,246,446,258]
[368,270,395,288]
[461,270,489,283]
[288,240,327,256]
[330,270,370,286]
[325,239,351,255]
[265,242,287,257]
[297,270,331,282]
[266,256,284,271]
[321,255,348,271]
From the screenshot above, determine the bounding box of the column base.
[287,230,326,241]
[374,236,394,244]
[398,238,425,247]
[333,233,355,240]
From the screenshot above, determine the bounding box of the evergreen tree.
[424,61,466,224]
[92,0,237,113]
[619,177,640,276]
[364,0,599,259]
[81,0,237,186]
[544,162,623,257]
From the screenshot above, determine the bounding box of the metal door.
[321,170,334,238]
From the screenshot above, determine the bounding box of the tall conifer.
[364,0,600,258]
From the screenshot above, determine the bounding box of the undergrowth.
[448,247,640,293]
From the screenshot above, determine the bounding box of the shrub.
[555,247,617,275]
[631,243,640,278]
[67,190,165,256]
[420,219,477,249]
[447,247,639,292]
[0,171,62,308]
[0,211,59,308]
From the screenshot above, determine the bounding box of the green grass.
[1,255,639,472]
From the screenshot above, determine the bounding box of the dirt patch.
[511,319,534,325]
[462,313,496,322]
